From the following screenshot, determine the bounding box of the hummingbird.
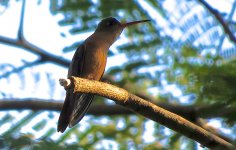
[57,17,150,133]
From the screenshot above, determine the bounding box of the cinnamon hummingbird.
[58,17,150,133]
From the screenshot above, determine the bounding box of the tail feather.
[69,94,94,127]
[57,91,75,133]
[58,91,94,133]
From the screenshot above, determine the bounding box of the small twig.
[59,78,71,88]
[0,59,42,79]
[59,76,233,149]
[18,0,26,40]
[198,0,236,44]
[217,0,236,52]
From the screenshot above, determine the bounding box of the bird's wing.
[68,43,86,77]
[58,43,89,133]
[68,42,95,127]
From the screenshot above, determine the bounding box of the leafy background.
[0,0,235,149]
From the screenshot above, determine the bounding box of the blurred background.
[0,0,235,149]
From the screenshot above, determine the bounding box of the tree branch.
[0,98,235,120]
[0,0,69,68]
[59,77,233,149]
[0,98,233,143]
[198,0,236,44]
[0,1,70,68]
[0,35,70,67]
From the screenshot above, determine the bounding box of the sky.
[0,0,235,148]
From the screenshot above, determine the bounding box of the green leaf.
[107,66,122,75]
[32,120,47,131]
[124,61,147,72]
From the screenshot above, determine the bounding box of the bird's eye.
[107,21,114,26]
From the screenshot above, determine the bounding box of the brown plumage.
[57,17,150,133]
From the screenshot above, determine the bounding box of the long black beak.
[122,19,150,28]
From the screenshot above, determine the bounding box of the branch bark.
[59,76,233,149]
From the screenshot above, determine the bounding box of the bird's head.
[95,17,150,44]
